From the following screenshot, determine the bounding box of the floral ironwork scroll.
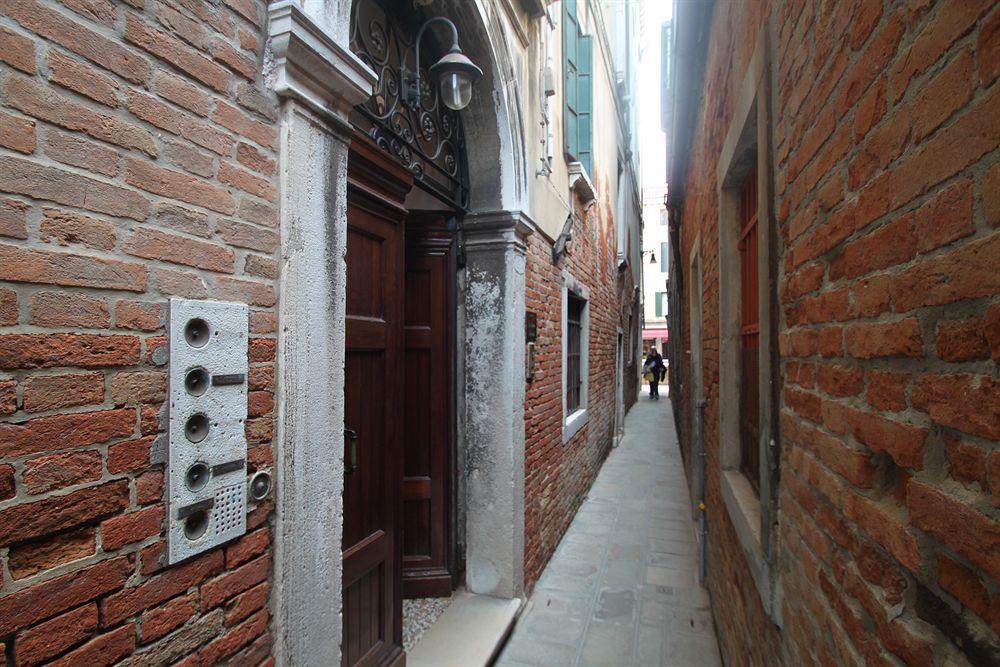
[349,0,469,209]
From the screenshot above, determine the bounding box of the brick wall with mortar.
[0,0,278,664]
[523,188,622,590]
[674,0,999,664]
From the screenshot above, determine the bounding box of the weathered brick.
[0,242,148,292]
[111,370,167,405]
[124,226,234,273]
[843,491,920,573]
[224,528,269,569]
[845,407,927,470]
[47,623,135,667]
[866,370,908,412]
[238,197,277,227]
[125,158,236,215]
[0,480,129,545]
[215,277,276,307]
[23,450,103,494]
[212,101,276,150]
[0,110,37,154]
[845,318,923,359]
[0,198,30,239]
[154,2,209,49]
[22,372,105,413]
[39,208,118,250]
[935,316,989,362]
[910,47,974,143]
[984,161,1000,228]
[0,333,141,370]
[244,254,277,279]
[197,609,267,666]
[979,5,1000,86]
[816,364,864,398]
[944,434,988,489]
[101,550,224,626]
[0,156,150,222]
[234,82,278,123]
[163,139,215,178]
[60,0,117,25]
[224,581,268,626]
[152,70,211,116]
[0,408,134,457]
[907,479,1000,581]
[200,554,270,610]
[124,89,233,155]
[216,218,277,253]
[155,203,211,238]
[248,337,276,362]
[139,593,197,642]
[910,373,999,440]
[136,469,164,504]
[218,161,275,200]
[30,290,110,328]
[0,25,36,73]
[13,602,98,667]
[123,13,230,92]
[5,75,154,156]
[0,462,15,500]
[0,556,131,635]
[211,38,256,79]
[115,300,162,331]
[3,0,150,83]
[107,435,154,474]
[44,130,121,178]
[249,310,276,334]
[937,554,989,619]
[47,49,120,107]
[236,142,275,175]
[7,528,95,579]
[101,505,164,550]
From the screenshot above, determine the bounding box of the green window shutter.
[655,293,663,317]
[563,0,579,160]
[577,34,593,176]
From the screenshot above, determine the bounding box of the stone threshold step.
[407,590,523,667]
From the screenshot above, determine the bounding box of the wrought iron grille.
[349,0,470,209]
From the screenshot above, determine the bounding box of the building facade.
[0,0,641,664]
[665,0,999,665]
[641,183,669,356]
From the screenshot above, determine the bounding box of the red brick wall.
[675,0,999,664]
[0,0,277,663]
[523,192,621,589]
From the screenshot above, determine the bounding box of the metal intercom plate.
[167,298,249,564]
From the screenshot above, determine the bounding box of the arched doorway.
[341,1,498,664]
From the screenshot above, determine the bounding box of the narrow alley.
[497,396,721,667]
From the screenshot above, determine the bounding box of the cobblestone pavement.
[496,394,722,667]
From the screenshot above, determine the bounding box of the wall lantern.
[401,17,483,111]
[643,250,657,264]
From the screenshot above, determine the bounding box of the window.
[563,0,593,175]
[659,208,668,226]
[654,292,667,318]
[626,313,634,365]
[738,169,760,494]
[566,293,585,412]
[660,241,669,273]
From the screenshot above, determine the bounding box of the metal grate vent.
[213,484,244,536]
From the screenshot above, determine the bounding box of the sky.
[637,0,672,192]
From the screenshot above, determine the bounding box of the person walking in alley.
[643,346,666,399]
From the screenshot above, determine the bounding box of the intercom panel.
[167,298,249,564]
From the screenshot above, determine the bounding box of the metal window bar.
[567,296,584,413]
[738,169,760,494]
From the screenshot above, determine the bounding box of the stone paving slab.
[495,397,722,667]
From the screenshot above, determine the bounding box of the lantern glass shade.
[440,70,473,110]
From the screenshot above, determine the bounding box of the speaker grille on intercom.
[214,483,244,535]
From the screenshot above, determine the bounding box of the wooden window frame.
[562,0,593,175]
[566,294,584,412]
[738,169,760,494]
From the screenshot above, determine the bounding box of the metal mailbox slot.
[167,298,249,564]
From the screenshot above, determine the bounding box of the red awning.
[642,328,669,340]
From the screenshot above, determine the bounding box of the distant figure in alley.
[643,347,666,400]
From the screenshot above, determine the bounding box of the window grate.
[566,294,585,413]
[738,169,760,494]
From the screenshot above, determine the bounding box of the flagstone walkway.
[495,394,722,667]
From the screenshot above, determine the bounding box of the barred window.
[566,294,585,413]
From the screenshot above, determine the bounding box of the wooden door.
[343,138,412,667]
[402,215,455,598]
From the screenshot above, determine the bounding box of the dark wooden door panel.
[343,136,411,667]
[402,218,454,598]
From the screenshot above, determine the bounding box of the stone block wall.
[523,192,621,590]
[0,0,278,663]
[675,0,999,664]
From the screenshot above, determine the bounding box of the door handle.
[344,427,358,475]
